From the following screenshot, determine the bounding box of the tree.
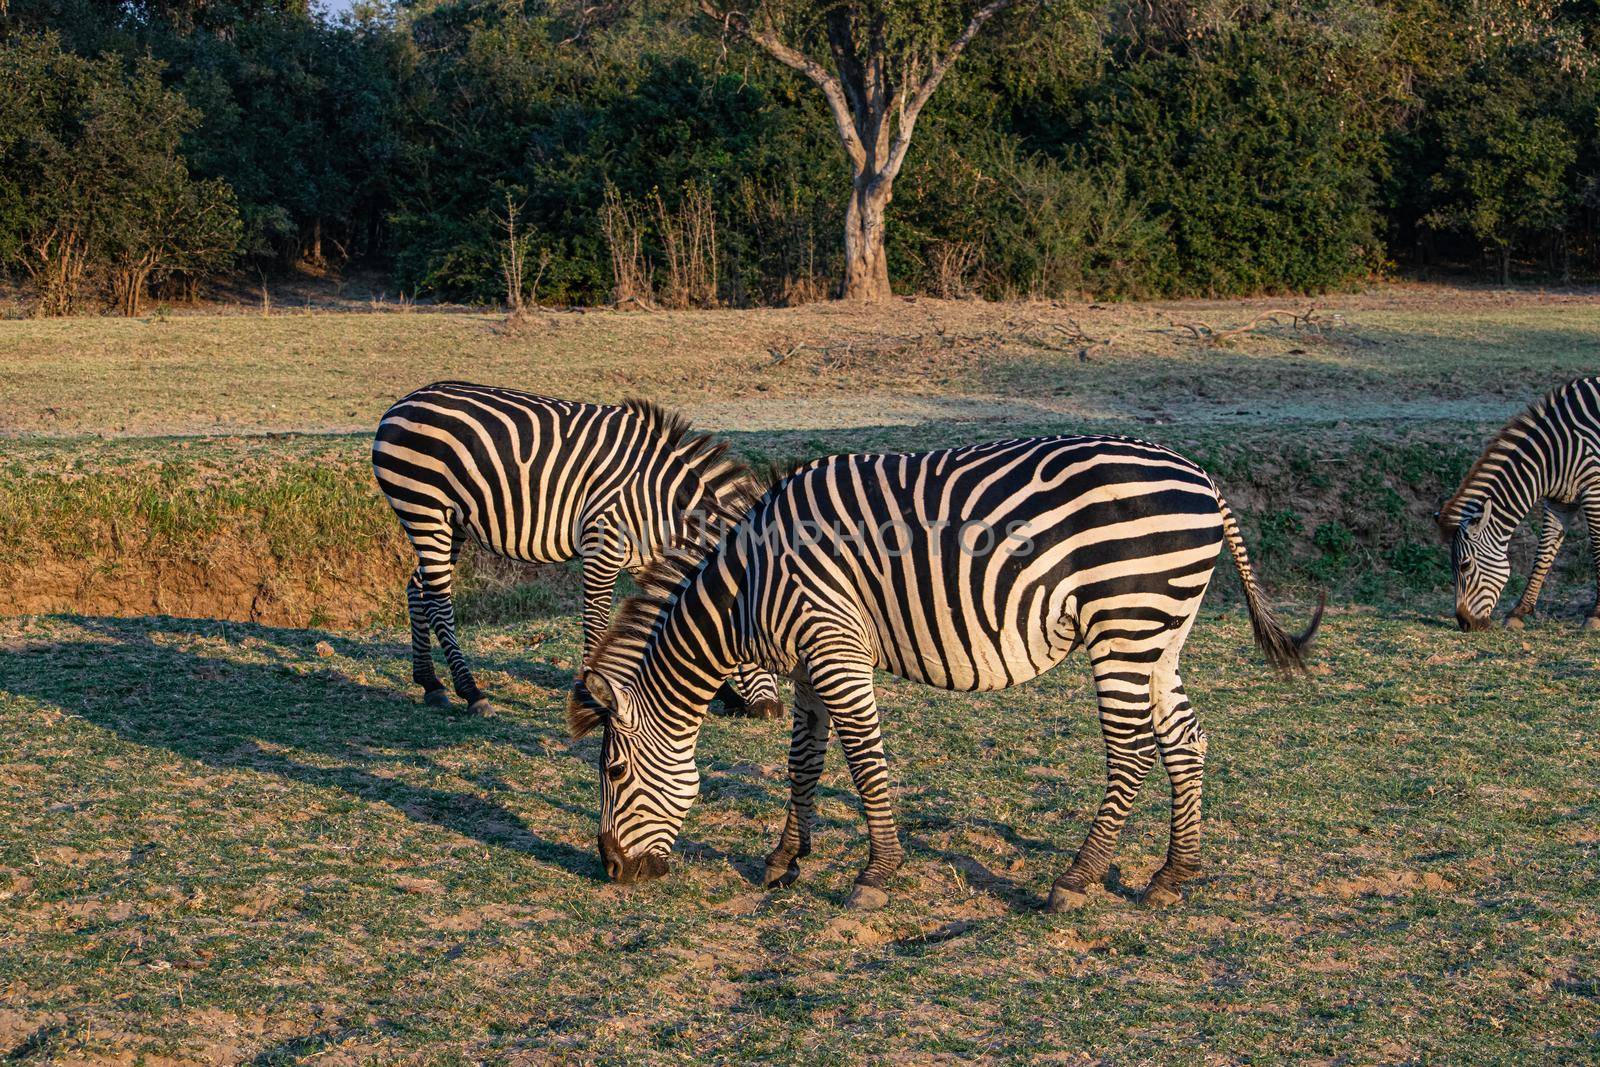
[0,34,241,314]
[1416,65,1579,283]
[696,0,1030,300]
[104,168,240,314]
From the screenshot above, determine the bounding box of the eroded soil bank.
[2,431,1586,628]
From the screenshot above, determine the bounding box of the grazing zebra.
[1436,376,1600,632]
[372,381,783,717]
[570,435,1320,910]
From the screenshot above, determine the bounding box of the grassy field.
[4,288,1599,438]
[2,287,1599,1063]
[4,610,1598,1063]
[7,288,1600,627]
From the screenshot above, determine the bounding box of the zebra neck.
[637,553,744,711]
[1465,436,1546,539]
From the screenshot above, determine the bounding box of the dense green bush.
[3,0,1598,308]
[0,32,241,314]
[1068,27,1388,295]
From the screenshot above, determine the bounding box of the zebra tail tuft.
[1218,495,1324,672]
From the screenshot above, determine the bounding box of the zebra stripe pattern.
[572,435,1320,910]
[1437,376,1600,631]
[372,381,782,715]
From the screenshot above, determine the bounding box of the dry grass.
[4,286,1599,439]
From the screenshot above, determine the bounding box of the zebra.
[372,381,783,717]
[1436,376,1600,632]
[569,435,1321,910]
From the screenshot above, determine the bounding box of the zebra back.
[373,381,758,565]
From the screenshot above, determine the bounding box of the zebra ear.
[584,669,617,711]
[568,678,606,739]
[578,669,638,732]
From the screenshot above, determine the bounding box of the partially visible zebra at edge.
[571,435,1322,911]
[1437,376,1600,631]
[373,381,783,717]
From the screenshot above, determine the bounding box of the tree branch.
[701,0,869,171]
[885,0,1019,177]
[824,9,869,128]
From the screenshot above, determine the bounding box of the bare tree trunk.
[703,0,1016,305]
[842,176,892,301]
[111,264,151,316]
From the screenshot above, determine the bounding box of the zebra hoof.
[844,884,889,911]
[466,698,493,716]
[1504,615,1526,630]
[1584,617,1600,631]
[423,689,452,710]
[763,860,800,889]
[1140,883,1184,909]
[1044,885,1090,913]
[749,699,785,721]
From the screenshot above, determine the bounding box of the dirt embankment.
[0,432,1584,628]
[9,538,410,628]
[0,452,410,629]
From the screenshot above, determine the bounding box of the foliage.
[3,0,1599,307]
[1400,60,1587,280]
[0,32,242,314]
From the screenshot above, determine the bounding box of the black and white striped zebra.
[1437,376,1600,631]
[372,381,783,716]
[570,435,1320,910]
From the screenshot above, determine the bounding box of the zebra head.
[1446,500,1510,631]
[577,668,698,885]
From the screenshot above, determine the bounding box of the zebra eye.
[606,759,628,783]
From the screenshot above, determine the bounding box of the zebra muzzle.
[599,830,670,884]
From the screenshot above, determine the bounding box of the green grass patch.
[2,610,1597,1061]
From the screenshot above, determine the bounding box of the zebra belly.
[868,583,1082,692]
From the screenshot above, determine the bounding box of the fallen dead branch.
[1175,307,1344,347]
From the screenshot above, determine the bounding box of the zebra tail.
[1217,495,1325,671]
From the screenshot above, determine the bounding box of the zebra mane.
[1436,384,1562,534]
[621,397,698,449]
[621,398,758,516]
[566,402,767,738]
[567,538,721,738]
[758,455,828,490]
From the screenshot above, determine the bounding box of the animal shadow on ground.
[1,614,599,878]
[904,814,1060,911]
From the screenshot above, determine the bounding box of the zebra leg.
[422,530,490,715]
[1046,666,1157,913]
[1583,495,1600,630]
[407,570,449,708]
[763,673,829,889]
[578,533,626,659]
[1508,502,1564,628]
[1142,666,1206,908]
[811,657,903,910]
